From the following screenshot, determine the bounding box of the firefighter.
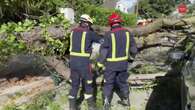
[69,14,101,110]
[97,13,137,110]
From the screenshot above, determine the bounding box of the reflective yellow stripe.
[125,32,130,56]
[87,80,93,84]
[107,56,128,62]
[97,62,105,70]
[97,62,104,68]
[84,94,93,99]
[68,95,75,99]
[70,32,90,57]
[111,33,116,58]
[69,32,73,52]
[107,32,130,62]
[70,52,90,57]
[81,32,86,53]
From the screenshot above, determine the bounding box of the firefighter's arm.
[97,47,108,69]
[90,31,103,43]
[129,33,138,63]
[96,36,109,69]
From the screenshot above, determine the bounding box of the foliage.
[0,0,67,23]
[0,0,135,26]
[0,0,104,23]
[35,14,70,56]
[0,34,27,62]
[3,92,58,110]
[96,87,103,109]
[188,3,195,15]
[138,0,187,18]
[0,14,70,62]
[0,1,137,62]
[77,4,137,26]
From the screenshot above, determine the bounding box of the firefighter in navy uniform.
[97,13,138,110]
[69,14,101,110]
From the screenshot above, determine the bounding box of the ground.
[0,72,187,110]
[0,74,153,110]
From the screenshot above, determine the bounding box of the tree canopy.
[0,0,103,23]
[138,0,189,18]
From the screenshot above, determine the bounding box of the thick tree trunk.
[1,16,194,44]
[0,55,70,80]
[131,16,195,36]
[0,16,195,79]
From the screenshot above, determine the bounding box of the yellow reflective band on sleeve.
[70,32,90,57]
[69,32,73,52]
[106,32,130,62]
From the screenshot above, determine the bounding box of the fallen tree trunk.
[131,16,195,36]
[0,16,194,44]
[0,55,70,80]
[93,16,195,35]
[0,16,194,80]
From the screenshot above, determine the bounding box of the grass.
[3,105,17,110]
[3,91,56,110]
[96,87,103,109]
[2,83,71,110]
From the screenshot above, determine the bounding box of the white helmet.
[80,14,93,24]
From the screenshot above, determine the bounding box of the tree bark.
[0,16,195,79]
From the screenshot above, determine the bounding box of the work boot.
[118,97,130,107]
[103,97,111,110]
[69,98,78,110]
[87,97,97,110]
[117,91,130,107]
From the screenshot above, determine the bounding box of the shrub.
[0,0,103,23]
[0,14,70,62]
[0,0,67,23]
[76,5,137,26]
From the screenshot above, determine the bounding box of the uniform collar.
[74,26,89,31]
[111,25,122,31]
[111,25,127,32]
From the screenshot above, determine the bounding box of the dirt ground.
[0,74,153,110]
[0,75,43,92]
[0,73,185,110]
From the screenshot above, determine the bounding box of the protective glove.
[128,55,135,63]
[96,62,105,75]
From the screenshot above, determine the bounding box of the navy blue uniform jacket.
[70,27,101,69]
[98,26,137,71]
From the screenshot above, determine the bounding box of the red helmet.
[108,13,123,26]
